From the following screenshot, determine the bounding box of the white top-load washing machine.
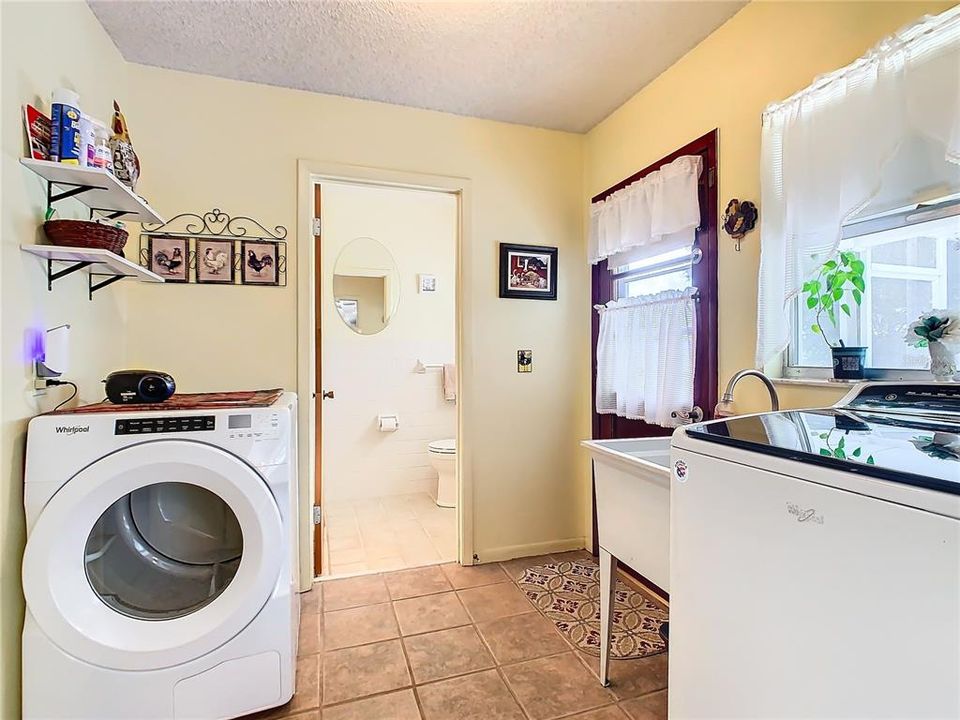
[22,392,300,720]
[669,382,960,719]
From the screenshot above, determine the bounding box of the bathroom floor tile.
[393,591,471,636]
[457,582,534,623]
[322,574,390,611]
[476,612,569,664]
[403,625,495,683]
[324,602,399,650]
[385,565,453,599]
[297,612,322,656]
[571,706,630,720]
[619,690,668,720]
[251,653,320,718]
[300,583,322,614]
[441,562,509,589]
[322,639,411,705]
[322,688,422,720]
[417,669,525,720]
[502,653,615,720]
[575,651,669,701]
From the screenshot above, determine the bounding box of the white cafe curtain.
[595,288,697,427]
[756,6,960,368]
[589,155,703,266]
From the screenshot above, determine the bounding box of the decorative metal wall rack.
[140,208,287,287]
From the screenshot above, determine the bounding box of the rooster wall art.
[241,242,279,285]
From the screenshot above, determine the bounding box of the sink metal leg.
[599,548,618,688]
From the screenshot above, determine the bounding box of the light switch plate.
[518,350,532,373]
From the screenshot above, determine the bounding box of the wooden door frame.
[296,160,473,586]
[588,129,720,592]
[313,184,323,576]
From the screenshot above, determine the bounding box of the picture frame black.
[195,239,236,284]
[146,235,189,283]
[240,240,280,286]
[498,243,558,301]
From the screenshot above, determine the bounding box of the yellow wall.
[584,0,955,413]
[120,64,590,564]
[0,2,130,715]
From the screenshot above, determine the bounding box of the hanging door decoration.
[140,208,287,287]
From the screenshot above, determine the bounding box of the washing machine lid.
[428,439,456,454]
[22,439,284,671]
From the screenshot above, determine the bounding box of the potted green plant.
[903,310,959,382]
[802,251,867,379]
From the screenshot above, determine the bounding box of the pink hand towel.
[442,363,457,402]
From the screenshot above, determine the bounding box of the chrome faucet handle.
[671,406,705,425]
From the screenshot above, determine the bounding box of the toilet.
[427,438,457,508]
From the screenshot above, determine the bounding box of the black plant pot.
[831,346,867,380]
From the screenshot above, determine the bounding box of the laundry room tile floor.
[322,493,457,576]
[246,553,668,720]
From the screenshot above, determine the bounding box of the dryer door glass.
[84,482,243,620]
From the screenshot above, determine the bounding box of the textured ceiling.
[88,0,744,133]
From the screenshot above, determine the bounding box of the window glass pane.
[619,268,691,299]
[791,209,959,371]
[614,245,693,274]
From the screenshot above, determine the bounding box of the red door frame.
[589,130,720,583]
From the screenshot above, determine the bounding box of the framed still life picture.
[195,239,235,284]
[241,240,279,285]
[147,236,189,283]
[499,243,558,301]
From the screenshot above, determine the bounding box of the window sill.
[772,377,861,388]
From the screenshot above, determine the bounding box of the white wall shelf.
[20,158,164,224]
[21,244,164,300]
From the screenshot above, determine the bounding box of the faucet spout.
[715,369,780,418]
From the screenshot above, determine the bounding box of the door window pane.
[85,482,242,621]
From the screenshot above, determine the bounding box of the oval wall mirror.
[333,237,400,335]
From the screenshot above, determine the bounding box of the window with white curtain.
[756,6,960,375]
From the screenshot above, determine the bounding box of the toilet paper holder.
[378,414,400,432]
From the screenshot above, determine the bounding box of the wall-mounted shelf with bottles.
[20,158,164,224]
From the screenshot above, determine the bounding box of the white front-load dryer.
[21,393,300,720]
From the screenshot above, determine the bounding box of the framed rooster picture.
[147,236,189,283]
[196,239,235,284]
[241,240,279,285]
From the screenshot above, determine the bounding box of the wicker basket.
[43,219,128,255]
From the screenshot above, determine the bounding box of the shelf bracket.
[89,273,128,300]
[48,182,105,206]
[47,258,93,291]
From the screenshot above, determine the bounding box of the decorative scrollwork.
[142,208,287,240]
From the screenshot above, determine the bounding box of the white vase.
[928,342,958,382]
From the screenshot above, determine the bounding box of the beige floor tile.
[250,653,320,717]
[476,612,569,664]
[441,562,509,590]
[417,669,525,720]
[404,625,495,683]
[399,545,442,565]
[457,582,534,623]
[300,584,322,614]
[298,612,322,656]
[322,639,411,705]
[329,561,371,576]
[322,574,390,611]
[324,602,399,650]
[394,592,471,636]
[328,531,363,552]
[570,707,630,720]
[502,653,615,720]
[323,688,421,720]
[575,651,669,701]
[619,691,667,720]
[366,555,406,572]
[499,554,556,581]
[385,565,453,600]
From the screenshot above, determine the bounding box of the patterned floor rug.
[519,559,668,660]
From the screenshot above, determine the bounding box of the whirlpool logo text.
[55,425,90,435]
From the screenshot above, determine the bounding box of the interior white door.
[22,440,283,671]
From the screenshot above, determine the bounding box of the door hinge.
[312,217,322,236]
[312,505,322,525]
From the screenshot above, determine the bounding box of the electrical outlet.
[518,350,532,373]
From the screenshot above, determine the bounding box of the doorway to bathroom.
[312,180,459,578]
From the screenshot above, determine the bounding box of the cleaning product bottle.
[50,88,81,164]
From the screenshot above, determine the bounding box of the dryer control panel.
[114,415,216,435]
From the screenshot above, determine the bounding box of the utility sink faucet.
[715,369,780,418]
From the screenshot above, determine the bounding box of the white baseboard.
[474,536,588,564]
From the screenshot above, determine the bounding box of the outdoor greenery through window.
[789,197,960,375]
